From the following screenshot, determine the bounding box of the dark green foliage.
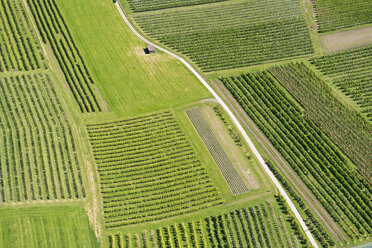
[269,62,372,183]
[313,0,372,32]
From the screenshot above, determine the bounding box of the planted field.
[0,73,85,202]
[186,108,248,195]
[221,72,372,241]
[86,111,223,228]
[127,0,226,12]
[107,201,300,248]
[134,0,314,72]
[310,46,372,121]
[0,206,98,247]
[0,0,46,72]
[26,0,101,112]
[312,0,372,32]
[269,62,372,182]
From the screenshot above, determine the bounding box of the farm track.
[212,80,345,242]
[115,2,318,247]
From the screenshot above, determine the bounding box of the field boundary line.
[115,2,318,247]
[211,80,344,241]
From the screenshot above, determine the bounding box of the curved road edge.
[114,2,318,247]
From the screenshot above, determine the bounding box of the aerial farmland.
[0,0,371,247]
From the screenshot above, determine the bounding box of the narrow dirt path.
[212,80,345,242]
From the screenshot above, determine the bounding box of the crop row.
[0,73,85,202]
[221,71,372,241]
[186,108,248,195]
[313,0,372,32]
[26,0,101,112]
[127,0,226,12]
[268,62,372,183]
[267,161,335,247]
[310,46,372,121]
[0,0,46,72]
[86,112,223,228]
[107,200,301,248]
[134,0,313,72]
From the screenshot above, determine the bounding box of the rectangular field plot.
[0,207,98,247]
[310,46,372,121]
[186,108,248,195]
[127,0,226,12]
[86,111,223,228]
[221,71,372,241]
[0,73,86,202]
[135,0,314,72]
[0,0,46,72]
[269,62,372,183]
[107,200,299,248]
[313,0,372,32]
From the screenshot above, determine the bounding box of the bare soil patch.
[320,26,372,54]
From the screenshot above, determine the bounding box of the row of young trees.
[86,112,223,228]
[0,73,85,203]
[26,0,101,112]
[310,46,372,121]
[268,62,372,183]
[221,71,372,241]
[128,0,225,12]
[186,108,248,195]
[107,201,303,248]
[313,0,372,32]
[0,0,46,72]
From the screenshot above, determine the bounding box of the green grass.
[309,46,372,121]
[53,0,210,116]
[0,206,99,247]
[313,0,372,32]
[26,0,103,113]
[133,0,314,72]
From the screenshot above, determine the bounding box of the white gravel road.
[115,2,319,247]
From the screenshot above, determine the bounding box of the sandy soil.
[320,26,372,54]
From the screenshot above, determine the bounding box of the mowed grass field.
[0,206,99,247]
[54,0,211,116]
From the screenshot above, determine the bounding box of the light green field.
[54,0,211,116]
[0,206,99,247]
